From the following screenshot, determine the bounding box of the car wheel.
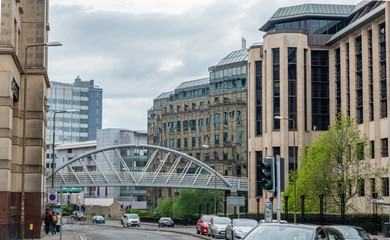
[127,223,130,227]
[172,225,174,227]
[138,224,140,227]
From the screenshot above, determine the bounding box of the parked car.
[71,211,86,221]
[92,215,105,224]
[329,226,377,240]
[196,215,218,235]
[208,217,231,238]
[123,213,140,227]
[225,218,258,240]
[158,217,174,227]
[242,223,359,240]
[258,219,287,224]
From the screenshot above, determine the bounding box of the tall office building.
[0,0,52,238]
[247,0,390,213]
[147,47,248,208]
[46,76,103,171]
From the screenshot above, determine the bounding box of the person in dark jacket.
[43,208,52,235]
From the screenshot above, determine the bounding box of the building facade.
[147,48,248,208]
[247,0,390,213]
[46,76,103,172]
[0,0,52,238]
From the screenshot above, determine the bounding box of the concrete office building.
[247,0,390,213]
[0,0,52,238]
[147,48,248,208]
[46,76,103,172]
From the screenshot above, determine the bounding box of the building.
[247,0,390,213]
[147,47,248,208]
[54,129,148,206]
[0,0,52,238]
[46,76,103,172]
[96,128,148,204]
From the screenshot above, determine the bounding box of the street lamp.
[52,109,76,188]
[202,144,217,214]
[21,41,62,239]
[274,115,296,224]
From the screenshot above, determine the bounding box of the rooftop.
[216,49,248,66]
[175,78,209,90]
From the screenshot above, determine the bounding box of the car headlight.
[216,227,220,231]
[234,229,244,234]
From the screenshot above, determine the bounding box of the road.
[42,221,204,240]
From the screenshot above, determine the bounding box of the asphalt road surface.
[57,223,202,240]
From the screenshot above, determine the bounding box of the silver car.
[225,218,258,240]
[208,217,231,238]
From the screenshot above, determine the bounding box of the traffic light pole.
[276,158,281,223]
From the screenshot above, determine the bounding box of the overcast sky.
[48,0,358,131]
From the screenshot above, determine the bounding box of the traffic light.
[261,157,275,191]
[340,193,345,199]
[372,192,378,199]
[81,205,86,212]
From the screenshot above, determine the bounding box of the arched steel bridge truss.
[47,144,248,192]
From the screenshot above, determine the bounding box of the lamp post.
[52,109,76,188]
[21,41,62,239]
[274,115,296,224]
[202,144,217,214]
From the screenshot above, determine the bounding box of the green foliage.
[154,189,225,218]
[283,112,387,213]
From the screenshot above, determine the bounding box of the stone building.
[0,0,53,238]
[147,48,248,209]
[247,0,390,213]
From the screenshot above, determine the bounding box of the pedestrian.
[56,212,63,233]
[43,208,52,235]
[51,211,58,235]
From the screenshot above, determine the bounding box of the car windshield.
[95,216,103,220]
[203,216,214,222]
[213,218,231,224]
[244,225,314,240]
[129,214,138,219]
[234,219,257,227]
[332,227,371,240]
[161,218,171,221]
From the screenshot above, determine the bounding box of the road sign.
[226,196,245,206]
[265,202,273,223]
[48,188,57,204]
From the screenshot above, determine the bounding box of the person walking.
[56,212,63,233]
[51,211,58,235]
[43,208,52,235]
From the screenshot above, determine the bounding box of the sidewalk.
[40,226,80,240]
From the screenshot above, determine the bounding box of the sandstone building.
[0,0,53,238]
[247,0,390,213]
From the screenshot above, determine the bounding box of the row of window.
[53,126,89,133]
[164,97,241,114]
[47,117,89,124]
[162,111,242,133]
[213,78,247,90]
[171,87,209,101]
[210,66,247,80]
[50,99,89,106]
[72,91,89,97]
[163,131,245,149]
[370,138,389,158]
[358,177,390,197]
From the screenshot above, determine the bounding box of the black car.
[242,223,358,240]
[158,217,174,227]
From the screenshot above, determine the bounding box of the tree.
[283,112,387,213]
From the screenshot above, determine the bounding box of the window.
[311,50,329,131]
[223,132,228,144]
[215,135,220,145]
[256,151,263,196]
[358,178,365,197]
[379,22,387,118]
[176,121,181,132]
[236,111,242,125]
[198,119,204,131]
[214,113,221,128]
[288,48,297,130]
[371,178,376,194]
[198,137,202,147]
[184,138,188,148]
[371,141,375,159]
[192,103,196,110]
[192,137,196,147]
[273,48,280,130]
[191,119,196,131]
[368,30,374,121]
[177,139,181,149]
[381,138,388,157]
[357,143,364,160]
[183,120,188,131]
[199,101,204,110]
[237,131,244,143]
[382,177,389,197]
[255,61,263,135]
[355,36,363,124]
[335,48,341,115]
[288,147,298,173]
[223,112,228,126]
[67,149,72,153]
[177,105,181,112]
[169,138,174,148]
[206,116,211,129]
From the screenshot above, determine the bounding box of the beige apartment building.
[147,49,248,207]
[248,0,390,213]
[0,0,51,238]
